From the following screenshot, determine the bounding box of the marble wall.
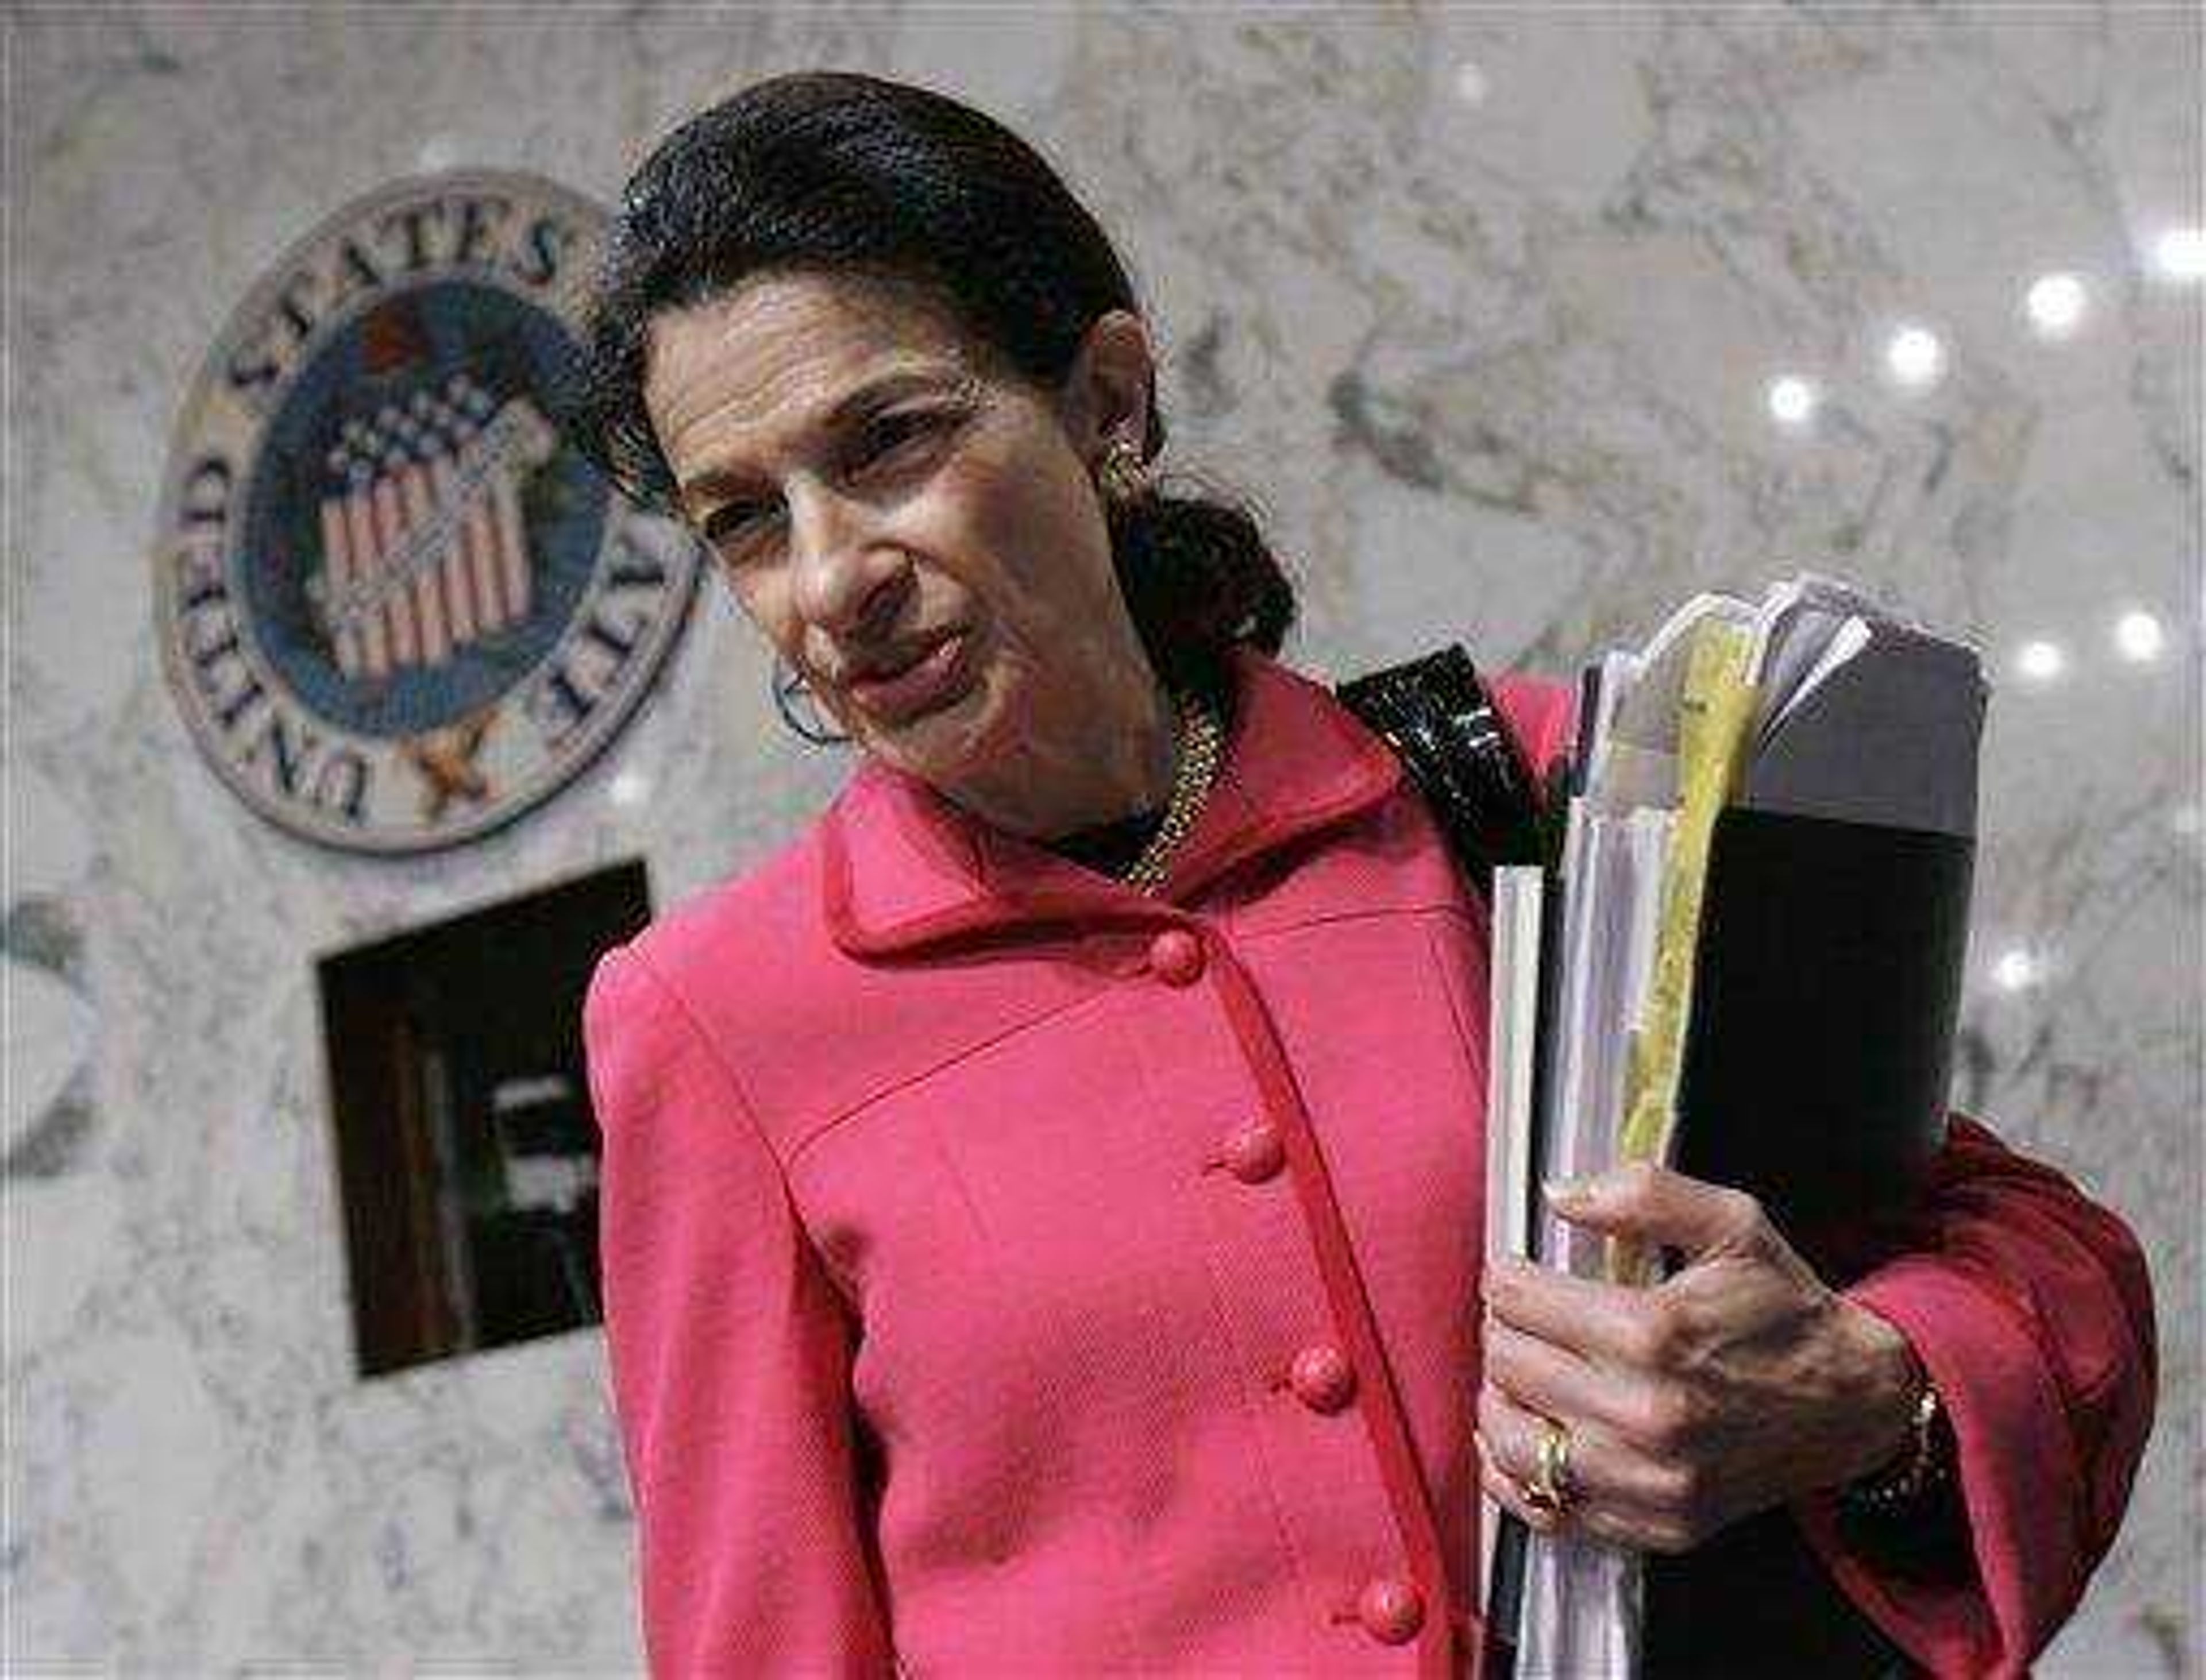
[8,5,2197,1673]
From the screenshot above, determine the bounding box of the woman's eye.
[699,410,952,549]
[854,409,942,469]
[702,501,774,548]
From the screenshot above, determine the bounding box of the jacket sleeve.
[583,943,897,1678]
[1792,1111,2158,1679]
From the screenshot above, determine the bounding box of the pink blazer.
[583,646,2153,1677]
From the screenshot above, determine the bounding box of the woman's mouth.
[845,628,976,725]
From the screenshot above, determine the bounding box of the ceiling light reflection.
[2024,272,2088,339]
[2012,639,2068,683]
[2113,609,2165,663]
[2152,225,2204,283]
[1884,325,1945,389]
[1991,947,2047,993]
[1766,374,1819,427]
[1453,61,1490,107]
[609,768,651,809]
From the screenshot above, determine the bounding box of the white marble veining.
[7,6,2197,1673]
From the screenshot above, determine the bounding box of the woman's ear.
[1061,308,1156,459]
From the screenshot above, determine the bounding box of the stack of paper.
[1479,575,1987,1678]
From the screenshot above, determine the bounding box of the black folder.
[1636,806,1972,1678]
[1669,806,1972,1281]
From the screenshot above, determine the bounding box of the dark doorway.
[317,860,650,1377]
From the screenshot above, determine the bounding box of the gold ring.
[1525,1415,1575,1513]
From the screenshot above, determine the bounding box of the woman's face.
[641,269,1168,820]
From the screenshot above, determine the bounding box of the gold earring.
[1096,434,1152,505]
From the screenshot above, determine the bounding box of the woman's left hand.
[1476,1160,1923,1554]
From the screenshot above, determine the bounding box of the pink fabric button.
[1222,1120,1285,1183]
[1146,928,1205,986]
[1288,1343,1356,1413]
[1356,1575,1425,1644]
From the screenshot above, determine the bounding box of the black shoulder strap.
[1332,644,1552,898]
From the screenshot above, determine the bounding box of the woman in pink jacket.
[564,70,2155,1678]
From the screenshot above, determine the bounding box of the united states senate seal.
[152,170,700,854]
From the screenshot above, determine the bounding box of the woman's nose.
[786,481,911,639]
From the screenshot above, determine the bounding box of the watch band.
[1842,1373,1952,1513]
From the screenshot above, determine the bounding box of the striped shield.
[314,371,556,679]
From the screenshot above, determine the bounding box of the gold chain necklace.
[1119,688,1224,895]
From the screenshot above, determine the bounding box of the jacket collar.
[821,645,1402,958]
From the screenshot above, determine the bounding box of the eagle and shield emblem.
[153,170,701,853]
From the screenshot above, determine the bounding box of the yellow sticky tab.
[1609,619,1760,1282]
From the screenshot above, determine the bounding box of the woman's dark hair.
[560,69,1294,704]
